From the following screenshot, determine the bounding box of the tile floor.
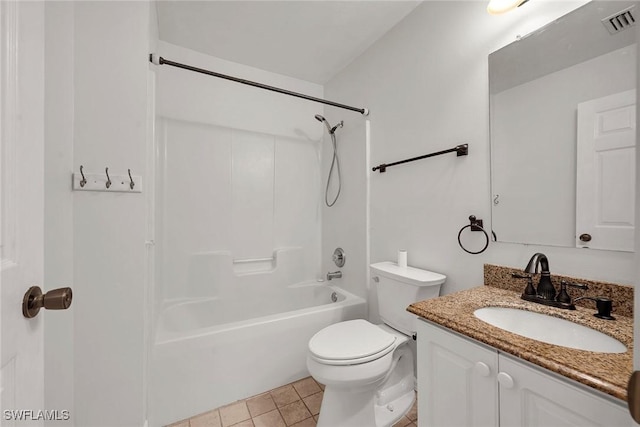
[168,376,418,427]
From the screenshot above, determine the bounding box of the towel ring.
[457,215,489,255]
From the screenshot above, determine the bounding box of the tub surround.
[407,269,633,402]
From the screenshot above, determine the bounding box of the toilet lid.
[308,319,396,362]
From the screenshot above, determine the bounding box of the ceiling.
[156,1,422,84]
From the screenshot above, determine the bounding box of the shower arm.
[372,144,468,173]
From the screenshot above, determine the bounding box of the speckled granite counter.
[407,286,633,402]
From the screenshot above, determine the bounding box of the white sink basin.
[473,307,627,353]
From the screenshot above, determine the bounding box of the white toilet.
[307,261,446,427]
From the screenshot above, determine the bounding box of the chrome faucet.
[327,271,342,281]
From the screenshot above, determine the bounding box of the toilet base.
[315,345,415,427]
[316,385,415,427]
[374,389,415,427]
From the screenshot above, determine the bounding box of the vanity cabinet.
[416,319,498,426]
[416,319,631,427]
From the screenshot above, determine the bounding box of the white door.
[576,89,636,252]
[1,2,46,425]
[498,355,631,427]
[416,320,498,427]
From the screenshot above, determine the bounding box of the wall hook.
[105,167,111,189]
[79,165,87,188]
[128,169,135,189]
[128,169,135,190]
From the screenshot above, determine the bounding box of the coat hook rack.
[72,166,142,193]
[372,144,468,173]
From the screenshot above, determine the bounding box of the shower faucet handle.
[332,248,346,267]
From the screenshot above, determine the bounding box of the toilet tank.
[370,262,446,336]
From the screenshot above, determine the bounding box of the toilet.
[307,261,446,427]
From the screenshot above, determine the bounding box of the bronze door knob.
[22,286,73,318]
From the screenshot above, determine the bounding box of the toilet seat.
[308,319,397,366]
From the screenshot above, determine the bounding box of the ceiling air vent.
[602,6,636,34]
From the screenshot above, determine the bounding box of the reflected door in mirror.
[576,89,635,252]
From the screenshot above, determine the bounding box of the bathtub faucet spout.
[327,271,342,281]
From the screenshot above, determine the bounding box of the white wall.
[324,1,638,322]
[44,2,74,424]
[44,2,151,426]
[72,3,150,424]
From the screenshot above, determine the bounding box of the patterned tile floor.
[168,376,418,427]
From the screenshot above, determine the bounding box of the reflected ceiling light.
[487,0,530,15]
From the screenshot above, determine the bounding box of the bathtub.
[149,282,366,427]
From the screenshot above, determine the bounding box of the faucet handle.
[560,280,588,290]
[512,273,536,296]
[556,280,588,304]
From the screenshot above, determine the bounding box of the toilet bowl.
[307,262,446,427]
[307,320,415,427]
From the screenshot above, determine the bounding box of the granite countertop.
[407,286,633,401]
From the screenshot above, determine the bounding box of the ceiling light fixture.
[487,0,530,15]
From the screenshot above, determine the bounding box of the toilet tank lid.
[370,261,446,286]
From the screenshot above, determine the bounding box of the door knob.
[22,286,72,318]
[628,371,640,423]
[579,233,592,242]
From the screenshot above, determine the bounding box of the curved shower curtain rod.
[149,54,370,116]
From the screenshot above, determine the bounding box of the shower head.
[314,114,342,134]
[330,121,344,134]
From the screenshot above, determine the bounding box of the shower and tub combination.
[149,47,370,427]
[151,259,365,425]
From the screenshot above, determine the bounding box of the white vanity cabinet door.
[498,355,632,427]
[416,320,498,427]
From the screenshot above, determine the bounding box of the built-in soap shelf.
[72,166,142,193]
[233,256,276,275]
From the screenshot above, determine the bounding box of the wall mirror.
[489,1,636,252]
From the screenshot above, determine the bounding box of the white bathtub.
[149,283,366,427]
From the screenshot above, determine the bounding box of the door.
[1,2,46,425]
[498,355,631,427]
[576,89,636,252]
[416,320,498,427]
